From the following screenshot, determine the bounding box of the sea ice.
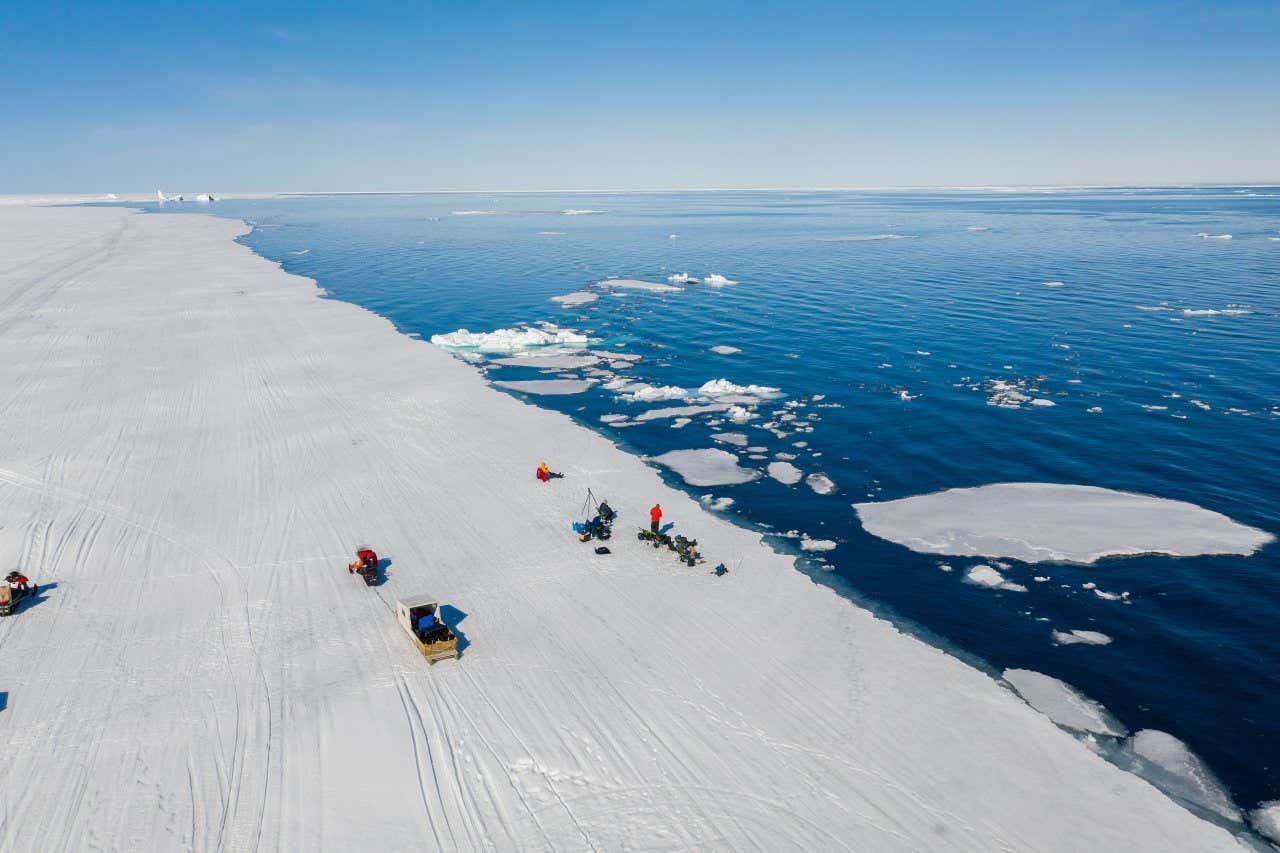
[1251,802,1280,845]
[668,272,700,284]
[710,345,742,355]
[711,432,749,447]
[805,473,837,495]
[1194,233,1232,240]
[854,483,1273,564]
[618,383,690,403]
[704,273,738,286]
[699,378,782,400]
[491,353,600,369]
[648,448,762,486]
[634,403,730,422]
[1125,730,1242,823]
[964,564,1027,592]
[700,494,735,511]
[767,461,803,485]
[1052,629,1113,646]
[1030,398,1056,407]
[551,291,599,307]
[432,325,589,352]
[493,379,597,395]
[599,278,683,293]
[1003,669,1127,737]
[817,234,916,242]
[561,208,602,215]
[1041,281,1066,288]
[800,536,837,552]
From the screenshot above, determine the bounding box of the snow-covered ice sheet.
[0,206,1247,852]
[1125,731,1242,823]
[854,482,1272,564]
[1003,669,1127,736]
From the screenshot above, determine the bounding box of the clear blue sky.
[2,1,1277,191]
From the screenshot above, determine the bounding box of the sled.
[396,594,459,664]
[0,583,36,617]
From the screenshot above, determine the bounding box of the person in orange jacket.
[649,503,662,534]
[536,461,550,482]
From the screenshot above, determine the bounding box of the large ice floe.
[490,353,600,369]
[431,324,590,352]
[767,461,803,485]
[1003,669,1127,737]
[1052,629,1113,646]
[647,448,762,486]
[1123,730,1242,824]
[599,278,683,293]
[492,379,597,395]
[854,483,1273,564]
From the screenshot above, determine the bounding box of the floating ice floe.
[806,473,837,495]
[1041,281,1066,288]
[1194,232,1232,240]
[817,234,916,242]
[634,404,730,422]
[647,448,761,486]
[1087,406,1104,414]
[599,278,683,293]
[493,379,597,395]
[700,494,735,511]
[551,291,599,307]
[452,210,503,216]
[698,378,782,400]
[599,413,629,424]
[964,564,1027,592]
[711,432,749,447]
[1251,802,1280,845]
[1124,730,1242,823]
[984,377,1046,409]
[704,274,737,286]
[767,461,803,485]
[491,353,600,369]
[726,405,756,423]
[431,325,590,352]
[670,417,691,429]
[537,231,566,236]
[561,209,602,215]
[853,482,1273,564]
[800,535,837,552]
[1030,398,1056,407]
[1052,629,1113,646]
[1181,307,1252,316]
[1003,669,1127,737]
[710,345,742,355]
[615,382,690,403]
[667,272,700,284]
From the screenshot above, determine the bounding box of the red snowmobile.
[2,571,37,616]
[348,548,379,586]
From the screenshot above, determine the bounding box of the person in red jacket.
[649,503,662,534]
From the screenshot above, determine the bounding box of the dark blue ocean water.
[145,189,1278,810]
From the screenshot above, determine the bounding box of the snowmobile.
[1,572,37,617]
[396,594,459,664]
[637,527,672,549]
[348,548,379,586]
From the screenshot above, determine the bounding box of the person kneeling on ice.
[649,503,662,533]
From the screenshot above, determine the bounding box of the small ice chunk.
[710,345,742,355]
[711,432,749,447]
[1125,730,1242,822]
[432,325,590,352]
[1041,281,1066,288]
[699,378,783,400]
[700,494,735,511]
[1087,406,1104,414]
[670,417,691,429]
[704,273,737,286]
[1052,629,1112,646]
[800,536,837,552]
[964,564,1027,592]
[668,272,700,284]
[1251,802,1280,845]
[1029,398,1056,407]
[767,461,803,485]
[1003,669,1127,736]
[599,278,683,293]
[805,473,837,495]
[726,405,756,423]
[551,291,599,307]
[648,448,761,486]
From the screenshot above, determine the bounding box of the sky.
[2,1,1278,192]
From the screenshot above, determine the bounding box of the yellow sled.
[396,594,459,664]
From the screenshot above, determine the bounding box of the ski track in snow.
[0,206,1247,851]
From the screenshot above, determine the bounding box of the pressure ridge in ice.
[854,483,1273,564]
[1003,669,1127,737]
[647,448,761,486]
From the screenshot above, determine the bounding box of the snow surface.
[1003,669,1127,736]
[0,205,1248,852]
[854,482,1272,564]
[647,448,762,486]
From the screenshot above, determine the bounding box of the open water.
[143,188,1279,815]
